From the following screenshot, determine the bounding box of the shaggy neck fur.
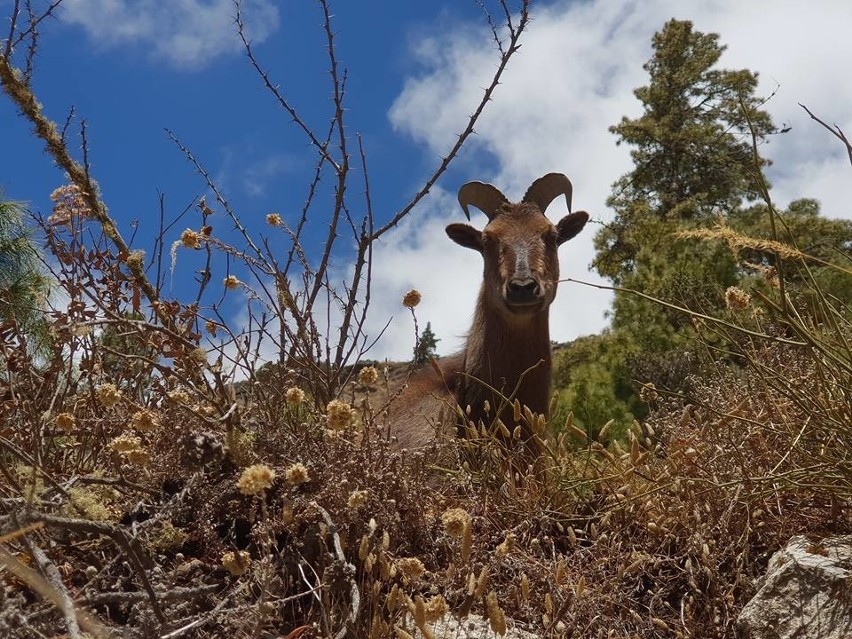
[456,287,553,432]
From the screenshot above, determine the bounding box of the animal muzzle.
[505,276,542,306]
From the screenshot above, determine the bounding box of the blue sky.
[2,1,472,243]
[3,0,851,362]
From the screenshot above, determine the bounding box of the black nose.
[506,278,540,304]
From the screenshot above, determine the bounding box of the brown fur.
[386,175,589,450]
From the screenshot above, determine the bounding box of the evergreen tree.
[413,322,439,364]
[595,19,776,286]
[595,18,782,363]
[556,20,778,437]
[0,193,52,354]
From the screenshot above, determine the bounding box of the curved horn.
[522,173,573,214]
[457,181,508,221]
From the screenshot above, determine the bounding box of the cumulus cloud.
[367,0,852,360]
[59,0,279,69]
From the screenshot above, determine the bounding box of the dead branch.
[0,55,163,315]
[799,102,852,168]
[312,502,359,639]
[0,546,114,639]
[15,511,166,623]
[79,584,219,607]
[20,529,83,639]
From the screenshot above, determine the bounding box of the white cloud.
[59,0,279,69]
[356,186,609,362]
[359,189,486,361]
[241,154,298,197]
[370,0,852,360]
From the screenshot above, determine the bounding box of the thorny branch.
[371,1,531,240]
[223,0,532,400]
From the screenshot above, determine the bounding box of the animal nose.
[506,277,540,304]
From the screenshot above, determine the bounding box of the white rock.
[408,613,539,639]
[738,534,852,639]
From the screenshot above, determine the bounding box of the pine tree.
[556,18,851,441]
[594,19,775,286]
[413,322,439,364]
[594,19,780,352]
[0,193,52,354]
[555,20,777,437]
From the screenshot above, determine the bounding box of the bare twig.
[0,546,114,639]
[15,511,166,623]
[80,584,219,607]
[4,0,22,59]
[21,530,83,639]
[371,0,531,240]
[799,102,852,168]
[9,0,64,51]
[312,502,359,639]
[234,0,339,170]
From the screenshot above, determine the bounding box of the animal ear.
[556,211,589,245]
[446,223,483,252]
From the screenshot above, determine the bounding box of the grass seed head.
[486,591,507,635]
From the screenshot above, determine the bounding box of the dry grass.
[1,180,850,637]
[2,298,849,638]
[1,155,849,639]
